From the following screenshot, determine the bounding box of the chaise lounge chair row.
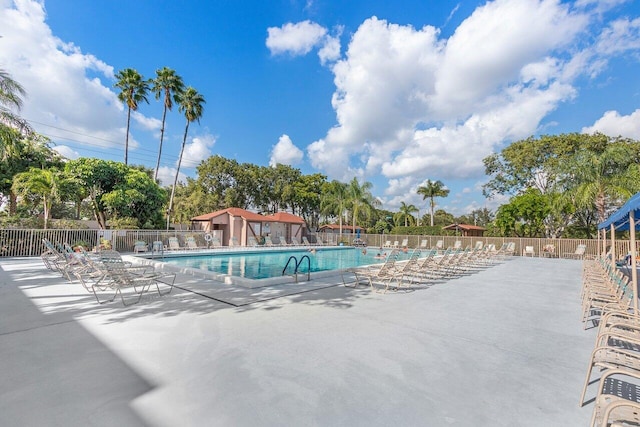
[41,239,175,306]
[578,255,640,426]
[342,244,511,294]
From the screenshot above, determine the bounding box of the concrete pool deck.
[0,255,598,426]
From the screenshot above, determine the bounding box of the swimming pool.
[158,247,410,286]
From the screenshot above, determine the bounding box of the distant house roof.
[318,224,364,232]
[191,208,305,224]
[442,223,486,231]
[263,212,306,224]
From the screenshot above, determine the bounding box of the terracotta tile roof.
[318,224,364,231]
[191,207,265,222]
[442,223,486,231]
[192,208,305,224]
[263,212,306,224]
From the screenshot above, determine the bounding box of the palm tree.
[394,201,418,227]
[167,86,205,229]
[12,167,62,229]
[0,68,32,134]
[151,67,184,181]
[346,177,379,231]
[320,180,348,241]
[564,145,640,224]
[114,68,150,165]
[417,179,450,227]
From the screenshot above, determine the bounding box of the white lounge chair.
[522,246,535,257]
[344,250,401,293]
[563,244,586,259]
[133,241,149,254]
[168,237,184,251]
[185,236,205,250]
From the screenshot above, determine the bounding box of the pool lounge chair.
[185,236,205,250]
[248,236,259,247]
[562,244,586,259]
[343,250,401,293]
[302,236,313,246]
[89,264,175,306]
[419,239,428,249]
[522,246,535,257]
[264,236,277,247]
[133,241,149,254]
[400,238,408,248]
[291,237,301,246]
[168,237,185,251]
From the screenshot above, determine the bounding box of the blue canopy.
[598,192,640,231]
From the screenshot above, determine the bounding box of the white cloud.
[132,111,162,132]
[0,0,158,156]
[306,0,638,209]
[52,145,80,160]
[157,166,187,187]
[180,134,216,168]
[269,134,304,166]
[318,34,341,65]
[582,109,640,139]
[266,20,327,56]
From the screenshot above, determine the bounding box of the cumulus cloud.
[0,0,158,155]
[132,111,162,132]
[157,166,187,187]
[582,109,640,139]
[269,134,304,166]
[52,145,80,160]
[266,20,341,66]
[266,20,327,56]
[305,0,640,209]
[180,134,216,168]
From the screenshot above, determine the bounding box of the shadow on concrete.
[0,262,153,426]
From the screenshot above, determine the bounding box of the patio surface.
[0,255,597,426]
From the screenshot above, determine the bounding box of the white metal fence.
[0,228,623,259]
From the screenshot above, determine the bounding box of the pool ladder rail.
[282,255,311,282]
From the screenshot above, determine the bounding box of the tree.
[417,179,450,227]
[101,167,167,228]
[482,133,621,197]
[114,68,150,165]
[346,177,379,230]
[0,68,33,133]
[0,130,61,214]
[65,158,128,229]
[151,67,184,181]
[167,86,205,229]
[320,180,348,239]
[560,143,640,224]
[12,167,64,229]
[394,201,418,227]
[495,189,550,237]
[291,173,326,229]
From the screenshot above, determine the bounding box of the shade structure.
[598,192,640,314]
[598,192,640,231]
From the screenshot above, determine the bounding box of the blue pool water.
[161,247,411,279]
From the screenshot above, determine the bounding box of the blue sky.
[1,0,640,217]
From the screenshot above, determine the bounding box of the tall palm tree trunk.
[124,106,131,165]
[430,199,435,227]
[167,119,190,230]
[154,106,168,181]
